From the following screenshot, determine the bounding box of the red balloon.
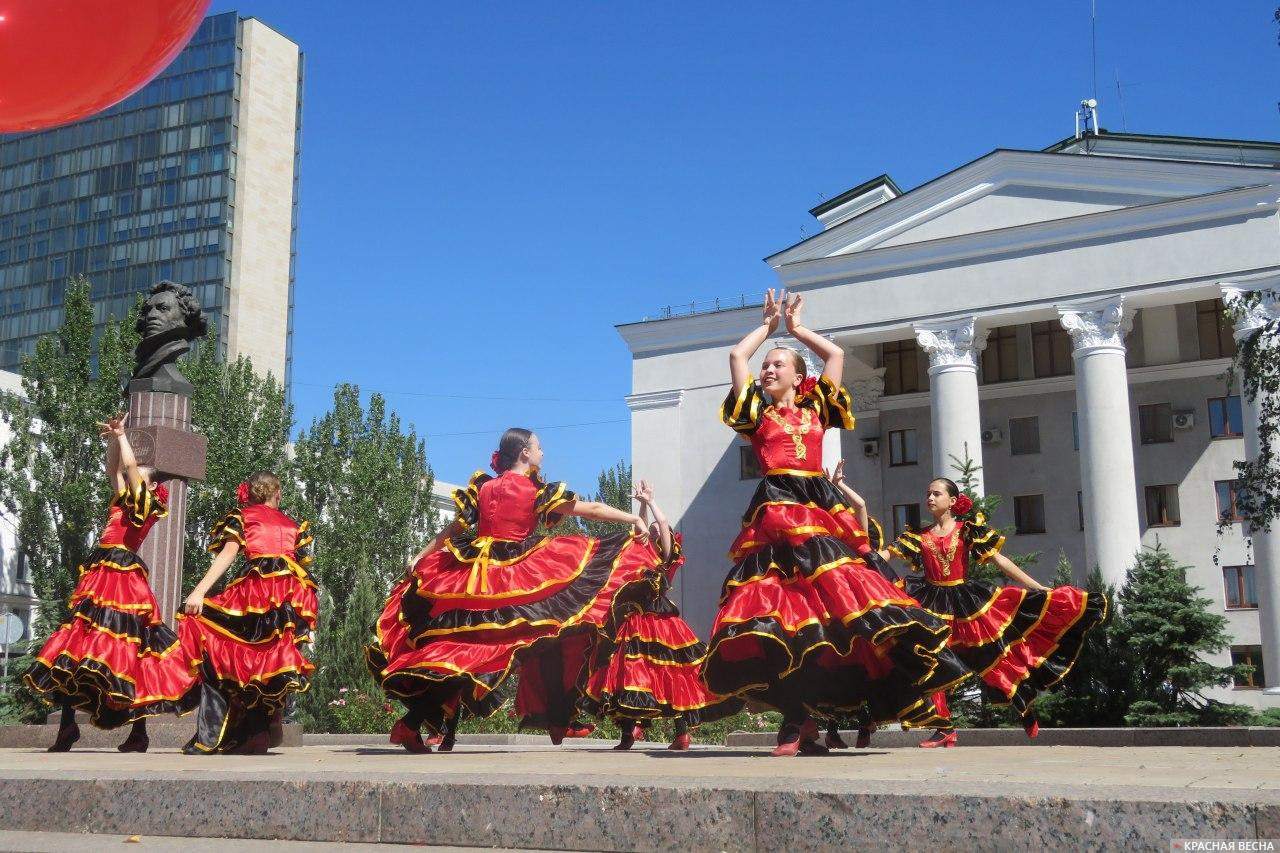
[0,0,212,132]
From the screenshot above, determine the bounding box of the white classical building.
[618,132,1280,709]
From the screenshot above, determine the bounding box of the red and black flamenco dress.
[890,520,1107,724]
[177,504,317,752]
[367,471,662,735]
[702,375,969,728]
[580,535,744,731]
[24,484,198,727]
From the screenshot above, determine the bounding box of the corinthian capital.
[913,317,987,373]
[1221,284,1280,343]
[1057,296,1132,354]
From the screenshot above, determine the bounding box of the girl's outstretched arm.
[183,541,240,616]
[991,552,1050,591]
[827,460,869,532]
[562,499,648,543]
[406,520,462,571]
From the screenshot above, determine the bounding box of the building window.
[1215,480,1244,522]
[739,446,761,480]
[1071,412,1079,451]
[1223,565,1257,610]
[892,504,922,538]
[1138,403,1173,444]
[1077,491,1085,531]
[1009,416,1040,455]
[1013,494,1046,534]
[882,340,921,396]
[1231,645,1265,688]
[1031,321,1073,378]
[1197,299,1235,360]
[14,549,28,582]
[1208,396,1244,439]
[981,325,1019,383]
[888,429,918,467]
[1144,484,1180,527]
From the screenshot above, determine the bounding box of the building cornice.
[626,390,685,411]
[616,305,758,356]
[774,182,1279,291]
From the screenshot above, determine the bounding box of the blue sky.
[209,1,1279,495]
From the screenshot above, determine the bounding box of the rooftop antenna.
[1075,97,1101,139]
[1114,68,1128,131]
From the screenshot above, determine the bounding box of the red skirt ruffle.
[368,530,662,715]
[904,575,1108,716]
[582,611,743,725]
[177,563,316,711]
[24,549,198,727]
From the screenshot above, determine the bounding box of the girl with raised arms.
[702,289,969,755]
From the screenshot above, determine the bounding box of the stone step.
[0,719,303,749]
[726,725,1280,748]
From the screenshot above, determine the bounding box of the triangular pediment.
[767,148,1278,267]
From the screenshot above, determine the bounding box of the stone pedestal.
[126,385,207,628]
[1059,296,1141,589]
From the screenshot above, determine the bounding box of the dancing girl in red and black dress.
[703,290,969,756]
[24,414,197,752]
[178,471,317,754]
[580,480,743,751]
[367,428,660,753]
[881,477,1107,747]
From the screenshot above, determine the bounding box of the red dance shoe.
[855,723,877,749]
[566,721,595,738]
[918,730,957,749]
[117,733,149,753]
[425,733,443,746]
[389,719,431,754]
[772,725,802,757]
[667,733,691,751]
[1023,716,1040,739]
[824,730,849,750]
[47,722,80,753]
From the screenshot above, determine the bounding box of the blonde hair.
[246,470,282,504]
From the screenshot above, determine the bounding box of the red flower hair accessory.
[154,483,169,505]
[490,451,502,473]
[796,376,818,399]
[236,481,251,506]
[952,494,974,517]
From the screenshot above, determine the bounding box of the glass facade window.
[1144,484,1180,527]
[1197,299,1235,360]
[1223,565,1257,610]
[882,339,920,396]
[1231,645,1265,688]
[1031,321,1073,378]
[1138,403,1174,444]
[892,504,921,537]
[0,12,246,371]
[981,325,1019,383]
[1215,480,1244,523]
[1014,494,1046,534]
[1009,416,1040,455]
[888,429,917,467]
[1208,396,1244,438]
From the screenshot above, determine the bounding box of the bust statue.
[129,280,208,396]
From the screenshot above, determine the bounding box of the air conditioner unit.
[1172,411,1195,431]
[981,427,1004,445]
[861,438,880,458]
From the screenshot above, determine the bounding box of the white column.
[1058,296,1140,589]
[1221,284,1280,691]
[914,317,988,494]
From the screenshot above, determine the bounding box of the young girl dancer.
[24,414,197,751]
[178,471,317,754]
[703,290,968,756]
[580,480,742,750]
[367,428,659,753]
[881,477,1107,747]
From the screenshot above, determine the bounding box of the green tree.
[288,384,438,728]
[0,277,138,639]
[181,337,293,591]
[577,459,632,537]
[1223,290,1280,531]
[1114,543,1254,726]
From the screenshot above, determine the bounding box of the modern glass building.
[0,11,302,387]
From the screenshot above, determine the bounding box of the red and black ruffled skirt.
[580,572,743,725]
[904,575,1107,716]
[24,546,199,728]
[704,473,969,727]
[367,529,660,728]
[178,556,317,713]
